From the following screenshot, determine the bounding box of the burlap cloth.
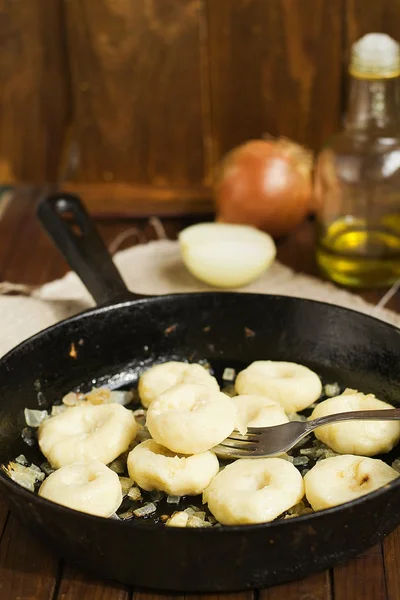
[0,239,398,358]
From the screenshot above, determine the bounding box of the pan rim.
[0,291,399,364]
[1,291,399,533]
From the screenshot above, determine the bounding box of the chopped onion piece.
[324,382,341,397]
[108,458,125,474]
[166,495,181,504]
[21,427,36,446]
[29,464,45,478]
[392,458,400,474]
[119,477,134,495]
[166,511,189,527]
[194,511,206,520]
[293,455,309,466]
[85,388,111,405]
[119,509,135,521]
[222,368,236,381]
[109,391,134,406]
[51,404,68,417]
[127,486,142,502]
[3,461,44,490]
[6,472,35,492]
[133,502,157,518]
[132,408,146,418]
[15,455,29,466]
[187,515,212,528]
[184,507,196,516]
[109,513,120,520]
[62,392,79,406]
[24,408,48,427]
[40,462,55,476]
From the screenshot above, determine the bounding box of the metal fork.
[214,408,400,459]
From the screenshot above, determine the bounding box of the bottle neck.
[345,76,400,132]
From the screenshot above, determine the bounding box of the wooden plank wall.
[0,0,399,215]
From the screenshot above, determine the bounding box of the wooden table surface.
[0,187,400,600]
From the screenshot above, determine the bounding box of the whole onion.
[214,137,314,238]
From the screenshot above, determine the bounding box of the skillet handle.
[37,193,142,306]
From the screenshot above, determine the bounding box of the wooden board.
[62,182,213,217]
[0,1,69,182]
[0,515,59,600]
[383,529,400,600]
[346,0,400,47]
[57,564,131,600]
[64,0,210,186]
[331,544,387,600]
[260,571,331,600]
[206,0,344,160]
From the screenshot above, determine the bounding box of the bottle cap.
[350,33,400,79]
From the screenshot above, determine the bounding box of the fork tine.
[228,431,260,442]
[245,427,264,435]
[215,443,268,457]
[214,446,251,458]
[218,439,258,449]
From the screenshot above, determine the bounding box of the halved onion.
[179,222,276,288]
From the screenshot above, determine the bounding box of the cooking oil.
[315,33,400,288]
[317,216,400,287]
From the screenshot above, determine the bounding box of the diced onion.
[222,368,236,381]
[62,392,80,406]
[194,511,206,520]
[3,461,45,491]
[24,408,48,427]
[392,458,400,474]
[119,477,134,495]
[324,382,341,397]
[85,388,111,405]
[40,462,55,476]
[119,509,135,521]
[166,495,181,504]
[166,511,189,527]
[109,391,134,406]
[108,458,125,474]
[133,502,157,517]
[293,455,309,466]
[184,507,196,515]
[51,404,68,417]
[127,486,142,501]
[187,515,212,528]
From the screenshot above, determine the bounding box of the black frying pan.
[0,193,400,592]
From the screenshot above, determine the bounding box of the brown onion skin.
[214,139,313,239]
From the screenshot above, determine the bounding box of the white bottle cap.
[350,33,400,78]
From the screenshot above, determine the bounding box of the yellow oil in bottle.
[317,216,400,287]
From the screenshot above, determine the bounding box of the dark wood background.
[1,0,400,215]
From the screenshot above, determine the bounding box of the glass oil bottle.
[315,33,400,287]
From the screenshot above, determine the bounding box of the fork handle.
[308,408,400,432]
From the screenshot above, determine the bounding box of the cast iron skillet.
[0,193,400,592]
